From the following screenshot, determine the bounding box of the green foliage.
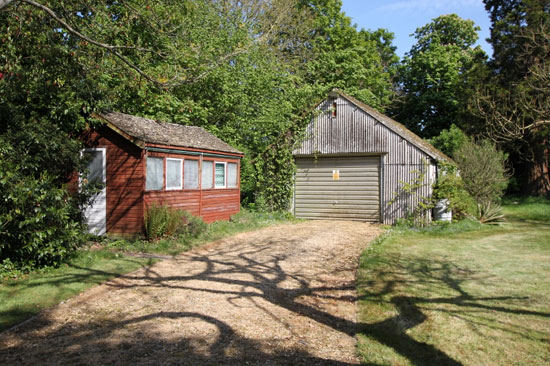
[185,212,208,238]
[393,14,488,137]
[474,201,505,225]
[144,205,206,241]
[484,0,549,81]
[144,204,169,241]
[0,147,84,271]
[479,0,550,195]
[0,0,403,217]
[432,161,477,219]
[302,0,397,111]
[454,138,510,204]
[108,208,294,255]
[429,124,468,158]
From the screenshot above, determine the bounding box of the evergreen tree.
[479,0,550,195]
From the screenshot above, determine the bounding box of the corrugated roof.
[97,112,242,155]
[328,89,451,162]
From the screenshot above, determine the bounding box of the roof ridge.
[330,89,451,162]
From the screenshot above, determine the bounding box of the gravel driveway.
[0,220,381,365]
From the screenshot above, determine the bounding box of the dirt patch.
[0,220,381,365]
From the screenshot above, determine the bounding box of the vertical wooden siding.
[294,96,437,224]
[82,128,144,235]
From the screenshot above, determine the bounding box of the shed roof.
[327,89,450,162]
[96,112,242,155]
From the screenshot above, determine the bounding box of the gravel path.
[0,220,381,365]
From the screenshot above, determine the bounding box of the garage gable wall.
[294,94,441,224]
[295,96,432,165]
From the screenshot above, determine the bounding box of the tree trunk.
[522,143,550,196]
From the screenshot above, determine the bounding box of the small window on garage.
[227,162,238,188]
[215,162,226,188]
[201,161,213,189]
[166,158,182,190]
[184,159,199,189]
[146,156,164,191]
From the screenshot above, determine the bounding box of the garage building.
[293,89,449,224]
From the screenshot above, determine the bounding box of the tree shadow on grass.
[1,236,548,365]
[0,256,152,332]
[357,254,550,365]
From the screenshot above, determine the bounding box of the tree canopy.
[0,0,399,230]
[392,14,487,137]
[478,0,550,195]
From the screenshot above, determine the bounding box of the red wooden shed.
[80,112,243,237]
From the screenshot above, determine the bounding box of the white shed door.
[294,156,380,221]
[83,149,107,235]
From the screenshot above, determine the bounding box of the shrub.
[474,201,505,225]
[429,124,468,157]
[432,161,476,219]
[453,138,510,205]
[144,204,169,240]
[0,153,84,271]
[182,211,207,238]
[144,204,206,241]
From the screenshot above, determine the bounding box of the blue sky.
[340,0,493,58]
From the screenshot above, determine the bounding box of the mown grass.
[0,209,294,332]
[0,251,155,332]
[356,197,550,366]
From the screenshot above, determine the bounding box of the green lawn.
[0,251,154,332]
[356,199,550,366]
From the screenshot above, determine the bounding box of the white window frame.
[166,158,183,190]
[214,161,226,189]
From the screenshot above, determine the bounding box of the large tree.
[0,0,400,217]
[0,0,322,269]
[301,0,398,111]
[392,14,487,137]
[0,0,318,211]
[479,0,549,195]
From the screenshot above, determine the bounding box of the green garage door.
[294,156,380,221]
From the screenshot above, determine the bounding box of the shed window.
[201,161,213,189]
[166,158,182,190]
[146,157,164,191]
[184,159,199,189]
[227,162,238,188]
[215,162,226,188]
